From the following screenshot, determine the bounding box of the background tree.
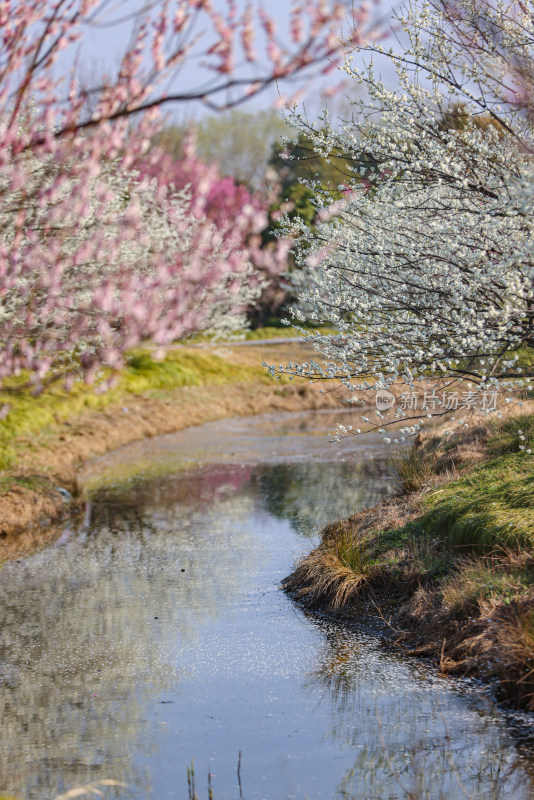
[260,127,380,323]
[141,134,290,330]
[270,0,534,436]
[156,110,291,190]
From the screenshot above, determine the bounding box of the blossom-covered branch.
[0,0,381,386]
[271,0,534,435]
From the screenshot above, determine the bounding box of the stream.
[2,409,534,799]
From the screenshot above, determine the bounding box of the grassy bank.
[0,332,350,560]
[284,405,534,709]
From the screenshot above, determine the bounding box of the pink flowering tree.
[0,0,380,387]
[141,136,291,326]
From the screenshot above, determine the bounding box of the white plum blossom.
[271,0,534,432]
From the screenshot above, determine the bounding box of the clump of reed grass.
[496,603,534,709]
[392,447,436,493]
[488,411,534,457]
[283,521,374,610]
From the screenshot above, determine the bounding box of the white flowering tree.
[271,0,534,434]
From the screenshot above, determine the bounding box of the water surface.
[2,410,534,799]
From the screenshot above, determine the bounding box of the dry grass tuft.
[492,598,534,709]
[393,447,436,493]
[284,493,427,610]
[440,553,530,618]
[284,522,373,610]
[394,424,489,494]
[432,593,534,709]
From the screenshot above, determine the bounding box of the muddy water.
[1,410,534,800]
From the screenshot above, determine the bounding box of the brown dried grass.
[494,601,534,709]
[284,493,425,610]
[285,542,369,611]
[380,549,534,708]
[429,593,534,709]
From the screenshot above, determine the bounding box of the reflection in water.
[305,618,534,799]
[0,472,259,798]
[256,461,393,535]
[1,411,534,799]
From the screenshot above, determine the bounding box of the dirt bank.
[284,405,534,710]
[0,341,350,561]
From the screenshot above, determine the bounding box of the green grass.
[374,454,534,561]
[242,324,335,340]
[332,526,374,574]
[488,411,534,457]
[242,325,300,340]
[188,324,292,342]
[339,417,534,590]
[300,443,534,620]
[511,343,534,372]
[190,323,336,342]
[0,473,56,493]
[383,413,534,556]
[0,347,271,470]
[415,454,534,551]
[123,349,265,392]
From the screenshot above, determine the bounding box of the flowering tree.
[270,0,534,436]
[0,0,381,386]
[433,0,534,126]
[141,136,291,327]
[1,146,273,387]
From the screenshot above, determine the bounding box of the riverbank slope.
[284,406,534,709]
[0,337,347,560]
